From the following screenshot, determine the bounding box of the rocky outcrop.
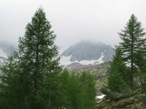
[97,89,145,109]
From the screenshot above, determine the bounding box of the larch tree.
[107,47,129,93]
[119,14,146,88]
[79,72,96,109]
[0,8,61,109]
[18,8,61,109]
[59,70,96,109]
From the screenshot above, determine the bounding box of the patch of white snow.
[96,94,106,100]
[79,52,104,65]
[60,53,105,66]
[60,55,72,66]
[96,52,104,64]
[79,60,98,65]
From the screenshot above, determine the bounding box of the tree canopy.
[0,8,96,109]
[106,14,146,97]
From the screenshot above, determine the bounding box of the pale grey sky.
[0,0,146,52]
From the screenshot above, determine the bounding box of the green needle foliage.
[107,47,130,93]
[0,8,60,109]
[0,8,96,109]
[59,70,96,109]
[119,14,146,88]
[106,14,146,98]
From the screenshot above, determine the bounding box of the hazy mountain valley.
[1,3,146,108]
[0,38,146,108]
[0,40,111,108]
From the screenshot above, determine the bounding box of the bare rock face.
[60,41,115,67]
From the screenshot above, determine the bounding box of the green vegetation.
[100,14,146,108]
[108,47,130,93]
[0,7,146,109]
[119,14,146,89]
[0,8,96,109]
[59,70,96,109]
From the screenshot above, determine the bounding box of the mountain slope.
[0,42,17,65]
[60,41,114,66]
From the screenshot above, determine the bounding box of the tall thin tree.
[119,14,146,88]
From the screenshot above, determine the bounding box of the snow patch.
[79,52,104,65]
[60,55,72,66]
[96,94,106,100]
[60,53,105,66]
[97,52,104,64]
[79,60,99,65]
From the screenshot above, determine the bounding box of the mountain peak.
[60,41,114,66]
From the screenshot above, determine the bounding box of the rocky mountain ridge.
[60,41,115,67]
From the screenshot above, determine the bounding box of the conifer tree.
[59,70,96,109]
[119,14,146,88]
[58,70,72,109]
[0,8,61,109]
[108,47,129,93]
[58,70,82,109]
[79,72,96,109]
[0,53,25,109]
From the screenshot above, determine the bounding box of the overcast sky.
[0,0,146,52]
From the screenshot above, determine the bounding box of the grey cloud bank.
[0,0,146,52]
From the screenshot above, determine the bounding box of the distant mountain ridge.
[0,42,17,65]
[0,41,115,67]
[60,41,115,66]
[0,42,17,56]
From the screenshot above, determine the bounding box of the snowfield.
[60,52,104,66]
